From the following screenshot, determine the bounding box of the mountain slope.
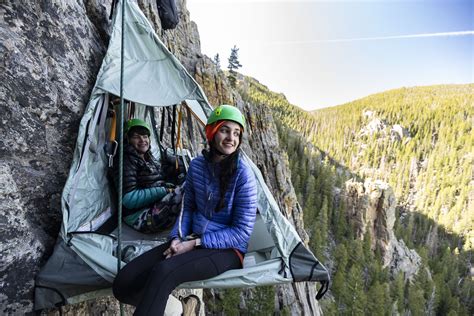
[239,77,473,315]
[244,79,473,241]
[309,84,473,238]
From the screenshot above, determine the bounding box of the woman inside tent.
[113,105,258,315]
[115,118,182,233]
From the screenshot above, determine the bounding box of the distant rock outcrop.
[344,179,421,279]
[391,124,411,141]
[359,110,411,142]
[359,118,387,136]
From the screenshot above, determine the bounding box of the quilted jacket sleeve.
[169,160,196,240]
[122,186,167,209]
[201,163,257,253]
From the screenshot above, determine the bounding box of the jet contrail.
[266,30,474,45]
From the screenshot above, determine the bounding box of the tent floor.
[111,223,172,242]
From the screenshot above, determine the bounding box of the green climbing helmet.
[125,118,151,135]
[206,105,246,130]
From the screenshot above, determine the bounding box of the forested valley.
[235,79,473,315]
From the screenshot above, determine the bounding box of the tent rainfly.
[34,0,329,310]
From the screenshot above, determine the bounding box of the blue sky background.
[187,0,473,110]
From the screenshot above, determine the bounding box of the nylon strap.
[97,94,109,149]
[174,107,183,170]
[184,105,196,156]
[148,106,165,157]
[160,107,165,142]
[109,110,117,141]
[109,0,117,20]
[171,104,176,153]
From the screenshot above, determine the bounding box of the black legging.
[113,241,241,315]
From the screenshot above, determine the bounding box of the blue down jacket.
[170,154,257,254]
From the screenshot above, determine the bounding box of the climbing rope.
[117,0,126,315]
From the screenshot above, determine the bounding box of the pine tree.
[333,199,348,241]
[407,280,426,315]
[367,281,389,316]
[227,45,242,87]
[332,244,349,310]
[391,272,405,313]
[315,196,329,257]
[213,53,221,69]
[221,288,241,316]
[346,264,367,315]
[246,286,275,314]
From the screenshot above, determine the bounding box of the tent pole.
[117,0,125,315]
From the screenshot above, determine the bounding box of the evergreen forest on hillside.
[237,79,473,315]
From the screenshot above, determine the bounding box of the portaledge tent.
[34,0,329,310]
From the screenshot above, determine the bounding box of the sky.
[186,0,473,110]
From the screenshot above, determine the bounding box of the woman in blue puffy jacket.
[113,105,258,315]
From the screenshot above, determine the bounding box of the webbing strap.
[109,110,117,141]
[167,106,172,130]
[97,94,109,149]
[177,192,185,240]
[160,107,165,142]
[316,281,329,300]
[171,104,176,153]
[185,105,195,156]
[99,95,119,168]
[109,0,117,20]
[175,109,183,170]
[175,107,182,148]
[128,102,135,121]
[148,106,165,155]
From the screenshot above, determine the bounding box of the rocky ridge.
[344,179,421,279]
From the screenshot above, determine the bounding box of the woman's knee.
[112,271,127,301]
[112,266,139,302]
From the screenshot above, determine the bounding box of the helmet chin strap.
[211,146,228,158]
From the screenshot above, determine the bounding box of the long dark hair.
[213,147,240,212]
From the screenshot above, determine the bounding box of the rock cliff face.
[1,0,320,314]
[1,1,106,313]
[344,179,421,279]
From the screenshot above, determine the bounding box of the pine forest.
[236,79,473,315]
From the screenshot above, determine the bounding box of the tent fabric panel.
[95,0,209,106]
[241,153,301,262]
[246,214,275,252]
[178,258,292,289]
[69,233,125,283]
[60,94,104,237]
[289,242,330,282]
[97,59,198,106]
[62,95,114,234]
[35,287,66,311]
[34,240,111,310]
